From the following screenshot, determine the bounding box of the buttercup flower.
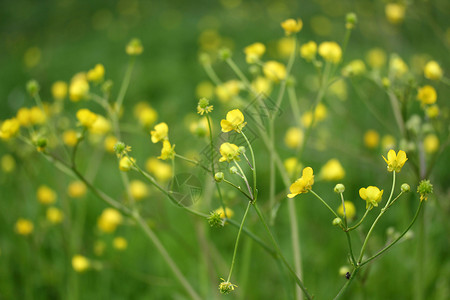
[76,109,98,128]
[263,61,287,82]
[150,122,169,143]
[130,180,149,201]
[385,3,405,24]
[113,237,128,251]
[319,159,345,181]
[15,218,34,236]
[219,279,237,294]
[97,208,123,233]
[219,142,241,162]
[359,186,383,209]
[281,18,303,35]
[417,85,437,106]
[158,140,175,160]
[72,255,90,272]
[300,41,317,61]
[51,81,68,100]
[37,185,57,205]
[221,109,246,133]
[68,181,87,198]
[287,167,314,198]
[197,97,213,115]
[87,64,105,82]
[424,60,443,80]
[382,149,408,172]
[244,42,266,63]
[46,207,64,224]
[69,76,89,102]
[417,180,433,202]
[338,201,356,220]
[318,42,342,63]
[0,118,20,140]
[119,156,135,172]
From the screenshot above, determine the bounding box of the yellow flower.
[284,157,302,177]
[342,60,366,77]
[215,80,241,102]
[300,41,317,61]
[158,140,175,160]
[119,156,135,172]
[46,207,64,224]
[145,157,172,181]
[130,180,149,201]
[196,81,214,99]
[97,208,122,233]
[337,201,356,220]
[126,38,143,55]
[426,105,439,119]
[15,218,34,235]
[382,149,408,172]
[287,167,314,198]
[150,122,169,143]
[381,135,396,151]
[417,85,437,106]
[87,64,105,82]
[16,108,32,126]
[63,130,79,147]
[385,3,405,24]
[133,102,158,127]
[104,135,118,153]
[197,98,213,115]
[284,127,303,149]
[76,109,98,128]
[281,18,303,35]
[364,130,380,149]
[389,56,408,77]
[37,185,57,205]
[319,159,345,181]
[318,42,342,64]
[366,48,387,69]
[423,134,439,154]
[219,142,241,162]
[29,107,46,125]
[424,60,443,80]
[220,109,246,133]
[359,186,383,209]
[51,81,68,100]
[244,42,266,64]
[214,207,234,219]
[68,181,87,198]
[69,76,89,102]
[0,118,20,140]
[113,237,128,251]
[263,61,287,82]
[278,37,295,57]
[72,255,90,272]
[1,154,16,173]
[251,77,272,95]
[89,115,111,135]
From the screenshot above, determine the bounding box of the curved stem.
[116,57,136,111]
[347,208,370,231]
[310,190,340,219]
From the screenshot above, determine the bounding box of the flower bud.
[218,48,231,61]
[334,183,345,193]
[417,180,433,202]
[214,172,224,182]
[126,38,143,56]
[332,217,343,226]
[198,53,211,65]
[401,183,410,193]
[207,211,224,228]
[238,146,246,154]
[229,166,238,174]
[345,13,357,29]
[26,79,40,97]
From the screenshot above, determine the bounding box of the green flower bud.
[229,166,238,174]
[214,172,224,182]
[417,180,433,202]
[207,211,224,228]
[114,142,126,154]
[198,52,211,65]
[401,183,410,193]
[218,280,237,294]
[238,146,246,154]
[334,183,345,193]
[218,48,231,61]
[345,12,357,29]
[332,217,343,226]
[26,79,40,97]
[198,97,210,109]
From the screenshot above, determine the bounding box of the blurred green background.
[1,0,449,299]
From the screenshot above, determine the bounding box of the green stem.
[223,179,253,201]
[333,267,359,300]
[226,201,252,282]
[310,190,340,219]
[241,131,257,199]
[233,160,253,200]
[225,58,255,93]
[115,57,136,112]
[360,201,423,267]
[347,208,370,231]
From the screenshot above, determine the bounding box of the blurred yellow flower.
[15,218,34,236]
[284,157,302,177]
[63,130,79,147]
[287,167,314,198]
[342,60,366,77]
[87,64,105,82]
[16,108,32,126]
[0,118,20,140]
[104,135,118,153]
[281,18,303,35]
[364,130,380,149]
[366,48,387,69]
[196,81,215,99]
[29,106,46,125]
[417,85,437,106]
[46,207,64,224]
[89,115,111,135]
[158,140,175,160]
[97,208,123,233]
[244,42,266,64]
[76,109,98,128]
[263,61,287,82]
[1,154,16,173]
[381,135,396,151]
[337,201,356,220]
[284,127,303,149]
[219,142,241,162]
[214,207,234,219]
[51,81,68,100]
[318,42,342,64]
[37,185,57,205]
[300,41,317,61]
[69,76,89,102]
[150,122,169,143]
[425,105,439,119]
[72,255,90,272]
[382,149,408,172]
[389,56,408,77]
[126,38,143,55]
[221,109,246,133]
[215,80,241,102]
[423,134,439,154]
[385,3,405,24]
[113,237,128,251]
[130,180,149,201]
[68,181,87,198]
[145,157,173,181]
[134,102,158,127]
[359,186,383,209]
[119,156,135,172]
[278,37,295,57]
[252,76,273,95]
[319,159,345,181]
[424,60,443,80]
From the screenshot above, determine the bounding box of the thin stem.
[202,63,222,86]
[115,57,136,112]
[360,201,423,267]
[241,131,256,199]
[226,201,252,282]
[347,208,370,231]
[225,58,255,93]
[310,190,340,219]
[133,213,202,300]
[333,267,359,300]
[233,160,253,200]
[223,179,253,201]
